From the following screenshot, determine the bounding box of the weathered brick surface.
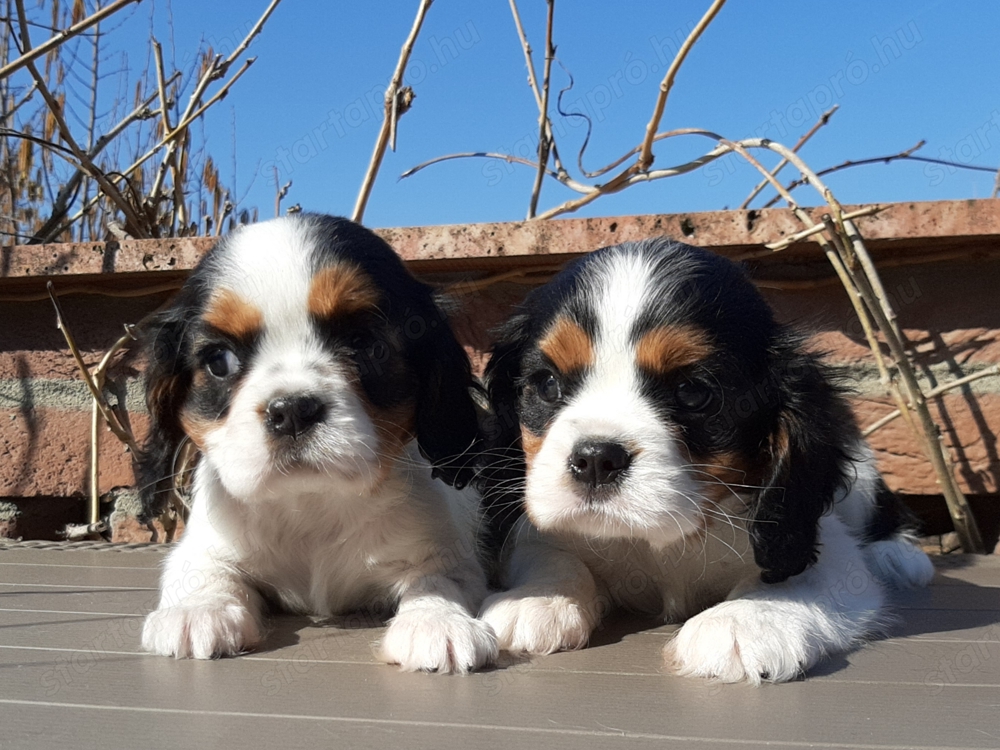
[1,409,146,498]
[854,395,1000,495]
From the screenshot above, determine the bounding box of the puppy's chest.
[242,507,421,616]
[571,531,756,621]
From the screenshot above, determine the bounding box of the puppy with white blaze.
[478,238,934,684]
[138,214,496,673]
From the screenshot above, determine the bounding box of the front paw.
[142,602,261,659]
[480,589,594,655]
[664,600,819,684]
[380,606,498,674]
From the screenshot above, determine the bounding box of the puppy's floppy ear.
[135,302,195,521]
[749,340,855,584]
[483,311,532,451]
[410,296,481,490]
[478,311,533,556]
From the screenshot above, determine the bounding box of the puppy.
[138,214,496,673]
[478,238,934,684]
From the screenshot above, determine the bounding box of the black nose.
[568,440,632,488]
[265,395,326,438]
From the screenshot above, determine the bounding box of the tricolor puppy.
[138,214,496,673]
[479,238,933,684]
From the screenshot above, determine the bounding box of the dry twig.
[740,105,838,209]
[352,0,433,223]
[761,140,927,209]
[635,0,727,172]
[46,282,139,454]
[528,0,555,219]
[14,0,148,235]
[0,0,141,81]
[862,365,1000,437]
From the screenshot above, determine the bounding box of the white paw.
[380,605,498,674]
[665,599,826,685]
[480,589,594,655]
[142,602,261,659]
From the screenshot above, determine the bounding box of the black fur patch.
[863,478,918,543]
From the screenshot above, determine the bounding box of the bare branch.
[46,282,139,454]
[400,150,580,188]
[273,165,290,217]
[352,0,433,224]
[14,0,148,235]
[0,0,141,81]
[87,325,137,528]
[528,0,554,219]
[635,0,727,172]
[758,205,884,253]
[863,365,1000,437]
[762,140,927,209]
[508,0,543,110]
[219,0,282,74]
[740,104,838,209]
[29,77,174,243]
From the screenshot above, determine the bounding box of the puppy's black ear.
[482,311,531,452]
[478,312,533,557]
[749,340,855,584]
[135,303,194,521]
[411,299,481,490]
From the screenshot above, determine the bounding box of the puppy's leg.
[380,563,498,674]
[142,533,263,660]
[480,527,600,655]
[864,534,934,589]
[665,514,884,684]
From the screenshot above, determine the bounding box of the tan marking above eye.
[538,316,594,374]
[308,263,380,320]
[635,325,712,375]
[203,288,263,340]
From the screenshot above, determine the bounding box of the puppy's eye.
[534,371,562,404]
[675,380,712,411]
[205,348,240,378]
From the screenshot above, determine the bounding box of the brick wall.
[1,199,998,542]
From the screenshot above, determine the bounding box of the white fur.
[526,253,703,547]
[142,219,496,672]
[483,249,933,683]
[143,447,496,672]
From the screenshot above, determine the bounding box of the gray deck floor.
[1,544,998,750]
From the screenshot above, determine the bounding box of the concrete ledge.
[3,200,1000,288]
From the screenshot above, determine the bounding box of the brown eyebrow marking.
[635,325,712,375]
[203,288,263,340]
[308,263,380,320]
[538,316,594,374]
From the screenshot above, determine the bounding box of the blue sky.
[111,0,1000,227]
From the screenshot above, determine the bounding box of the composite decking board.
[3,704,792,750]
[1,550,999,750]
[0,650,997,749]
[0,586,163,614]
[0,564,162,588]
[3,610,1000,688]
[0,548,167,569]
[928,557,1000,587]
